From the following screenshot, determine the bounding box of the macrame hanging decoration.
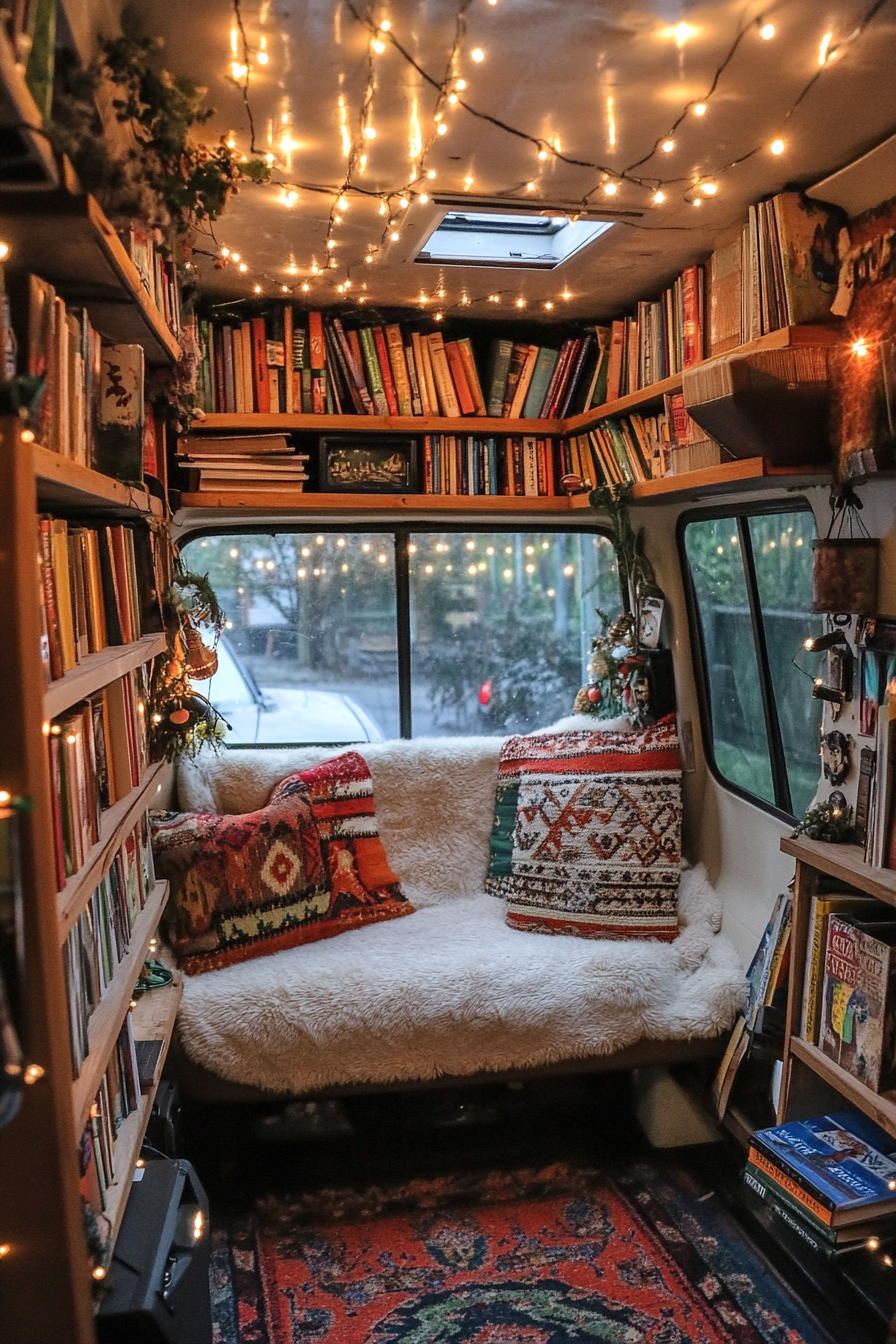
[811,486,879,615]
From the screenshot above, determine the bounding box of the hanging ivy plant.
[50,33,269,236]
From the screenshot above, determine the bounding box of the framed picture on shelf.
[319,437,419,493]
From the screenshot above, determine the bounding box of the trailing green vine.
[50,33,269,237]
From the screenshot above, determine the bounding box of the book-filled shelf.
[0,201,182,1342]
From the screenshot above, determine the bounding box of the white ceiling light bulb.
[380,19,391,31]
[544,300,554,310]
[770,138,785,155]
[759,21,775,39]
[427,169,437,179]
[399,196,409,208]
[437,123,448,135]
[373,38,386,53]
[470,47,485,62]
[301,282,310,291]
[239,262,248,272]
[603,180,618,196]
[390,230,400,241]
[700,181,718,195]
[819,31,833,65]
[448,92,459,105]
[693,102,707,116]
[661,139,674,153]
[653,189,665,204]
[526,181,535,192]
[365,253,373,263]
[455,78,467,90]
[537,147,548,161]
[379,200,388,214]
[516,297,526,308]
[364,126,377,139]
[418,192,429,203]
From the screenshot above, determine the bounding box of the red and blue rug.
[210,1161,826,1343]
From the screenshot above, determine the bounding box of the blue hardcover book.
[752,1111,896,1224]
[522,347,559,419]
[485,339,514,418]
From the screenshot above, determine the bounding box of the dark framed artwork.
[319,436,419,493]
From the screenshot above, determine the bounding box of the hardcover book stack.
[743,1111,896,1257]
[7,274,149,483]
[47,668,151,890]
[79,1011,142,1216]
[176,433,310,493]
[122,225,181,338]
[605,263,705,400]
[708,191,841,355]
[37,515,166,681]
[63,816,155,1080]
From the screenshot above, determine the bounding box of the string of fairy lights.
[203,0,892,314]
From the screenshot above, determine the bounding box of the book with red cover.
[372,327,399,415]
[251,317,270,414]
[308,312,327,414]
[681,264,704,367]
[444,341,476,415]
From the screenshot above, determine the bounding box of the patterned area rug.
[210,1161,827,1343]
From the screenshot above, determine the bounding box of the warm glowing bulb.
[92,1266,106,1281]
[470,47,485,62]
[700,181,718,195]
[653,189,665,204]
[561,289,571,301]
[852,337,870,357]
[373,38,385,53]
[0,1244,10,1258]
[770,138,785,155]
[399,197,409,208]
[544,300,554,310]
[365,254,373,263]
[0,243,8,262]
[691,196,702,207]
[868,1237,881,1251]
[759,21,775,39]
[24,1064,44,1084]
[380,19,391,31]
[603,181,618,195]
[337,284,345,293]
[257,51,269,65]
[287,263,298,273]
[434,311,443,321]
[231,62,248,80]
[538,148,548,161]
[456,78,467,90]
[231,252,241,262]
[673,22,697,46]
[364,126,377,139]
[516,297,526,308]
[253,283,262,294]
[20,428,34,442]
[390,230,400,241]
[326,238,336,248]
[264,152,275,165]
[427,169,437,179]
[239,262,248,272]
[661,139,674,153]
[418,192,429,203]
[337,195,349,210]
[526,180,535,191]
[301,282,310,291]
[819,31,833,65]
[448,92,459,105]
[693,102,707,116]
[437,123,448,135]
[226,137,236,149]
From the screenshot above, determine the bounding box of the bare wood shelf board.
[43,633,168,721]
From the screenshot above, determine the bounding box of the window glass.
[182,528,618,744]
[684,517,775,805]
[748,512,822,816]
[181,533,398,744]
[409,531,618,736]
[683,506,821,816]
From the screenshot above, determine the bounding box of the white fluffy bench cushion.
[173,865,744,1093]
[174,738,744,1094]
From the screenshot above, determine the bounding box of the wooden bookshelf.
[194,412,563,435]
[0,25,59,188]
[0,187,181,365]
[179,489,593,512]
[43,633,168,721]
[780,835,896,911]
[631,458,831,505]
[33,443,163,517]
[57,760,169,939]
[99,967,183,1249]
[72,879,170,1133]
[789,1037,896,1141]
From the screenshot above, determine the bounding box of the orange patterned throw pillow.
[151,753,412,975]
[268,751,412,918]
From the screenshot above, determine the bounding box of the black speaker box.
[96,1158,212,1344]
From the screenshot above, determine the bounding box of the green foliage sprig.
[792,799,855,844]
[588,482,662,630]
[51,35,269,235]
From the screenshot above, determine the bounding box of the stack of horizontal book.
[177,434,309,493]
[744,1111,896,1258]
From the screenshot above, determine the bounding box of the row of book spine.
[48,669,151,890]
[63,815,155,1079]
[5,272,152,482]
[608,263,705,400]
[37,515,167,683]
[420,434,558,496]
[192,309,616,422]
[79,1011,142,1216]
[122,226,181,338]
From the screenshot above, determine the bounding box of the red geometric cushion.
[497,718,682,942]
[151,789,331,975]
[268,752,413,925]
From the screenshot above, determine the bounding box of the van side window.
[681,506,821,819]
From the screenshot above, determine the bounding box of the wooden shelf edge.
[32,443,161,515]
[789,1037,896,1138]
[631,459,830,504]
[72,880,169,1132]
[192,413,563,434]
[178,490,581,512]
[99,970,183,1252]
[43,632,167,721]
[780,834,896,908]
[58,761,169,938]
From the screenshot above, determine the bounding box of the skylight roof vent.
[415,210,614,270]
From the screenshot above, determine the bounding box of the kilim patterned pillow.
[268,751,414,921]
[151,789,331,975]
[493,719,682,942]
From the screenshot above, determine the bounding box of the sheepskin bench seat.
[170,737,745,1099]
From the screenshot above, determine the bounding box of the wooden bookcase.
[181,324,838,513]
[0,292,181,1340]
[777,835,896,1138]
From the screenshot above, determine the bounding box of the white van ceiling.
[132,0,896,320]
